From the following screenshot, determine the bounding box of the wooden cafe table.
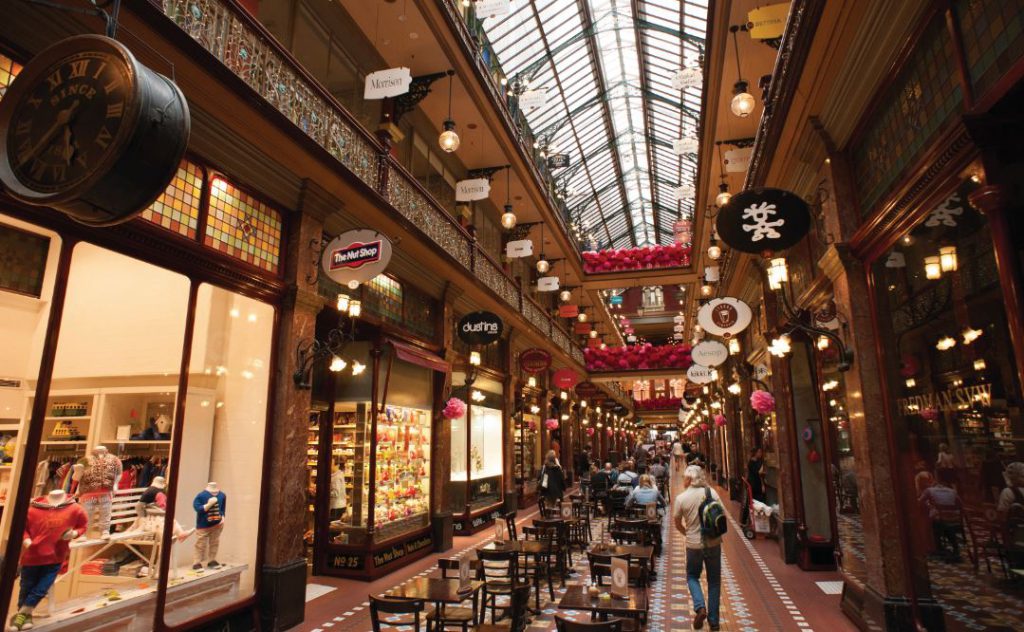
[384,576,484,623]
[558,584,648,629]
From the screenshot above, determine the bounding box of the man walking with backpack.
[673,464,727,630]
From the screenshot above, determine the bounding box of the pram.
[739,477,775,539]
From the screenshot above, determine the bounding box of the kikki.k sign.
[321,229,393,289]
[457,311,503,345]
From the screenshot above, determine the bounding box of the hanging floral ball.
[714,414,727,427]
[920,407,939,422]
[606,428,613,437]
[750,389,776,415]
[586,427,595,437]
[545,418,560,430]
[700,423,709,432]
[443,397,467,419]
[527,419,537,431]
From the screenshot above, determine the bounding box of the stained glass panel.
[205,177,283,273]
[0,222,49,297]
[0,52,22,99]
[365,274,403,324]
[956,0,1024,101]
[140,160,204,239]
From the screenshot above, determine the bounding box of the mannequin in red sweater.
[9,489,87,630]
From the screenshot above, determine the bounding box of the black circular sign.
[457,311,503,345]
[715,187,811,255]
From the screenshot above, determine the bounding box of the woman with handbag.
[538,450,566,509]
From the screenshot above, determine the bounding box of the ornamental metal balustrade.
[160,0,584,367]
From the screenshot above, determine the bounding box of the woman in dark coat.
[539,450,566,507]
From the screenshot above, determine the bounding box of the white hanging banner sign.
[519,89,547,111]
[686,364,717,384]
[673,324,685,333]
[704,265,720,283]
[691,340,729,367]
[673,332,684,340]
[537,276,560,292]
[363,67,412,99]
[672,137,699,155]
[673,184,696,201]
[455,178,491,202]
[475,0,511,18]
[505,239,533,258]
[673,314,685,324]
[724,147,752,173]
[671,67,703,90]
[697,297,753,338]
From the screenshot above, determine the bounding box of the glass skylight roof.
[482,0,708,248]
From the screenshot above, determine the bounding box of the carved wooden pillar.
[504,330,518,510]
[433,283,460,527]
[260,181,329,630]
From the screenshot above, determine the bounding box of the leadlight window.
[140,160,204,239]
[205,177,284,274]
[0,52,21,98]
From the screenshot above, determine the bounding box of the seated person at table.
[648,457,667,480]
[997,461,1024,566]
[615,461,639,489]
[625,474,666,513]
[591,463,615,493]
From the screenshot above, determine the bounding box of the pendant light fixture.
[714,144,732,207]
[438,71,460,152]
[536,223,550,274]
[558,261,571,301]
[500,166,517,229]
[729,26,756,118]
[707,233,722,261]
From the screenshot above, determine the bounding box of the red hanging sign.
[519,348,552,374]
[552,368,581,389]
[558,304,580,318]
[573,322,592,334]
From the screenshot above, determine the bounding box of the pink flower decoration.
[750,390,776,415]
[527,419,537,431]
[700,423,709,432]
[443,397,466,419]
[545,418,560,430]
[714,414,728,427]
[586,427,595,437]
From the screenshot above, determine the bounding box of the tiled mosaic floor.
[295,489,857,632]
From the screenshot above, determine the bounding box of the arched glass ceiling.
[481,0,708,249]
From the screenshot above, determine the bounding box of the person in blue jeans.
[672,464,722,630]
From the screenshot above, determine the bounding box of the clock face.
[7,50,132,195]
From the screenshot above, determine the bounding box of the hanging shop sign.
[754,363,770,379]
[896,383,991,416]
[519,89,547,111]
[748,3,790,40]
[457,311,504,345]
[672,138,699,155]
[0,35,190,226]
[546,154,570,169]
[455,177,491,201]
[537,276,560,292]
[715,187,811,255]
[691,340,729,367]
[697,298,753,338]
[558,304,579,318]
[552,368,581,390]
[671,67,703,90]
[573,322,592,335]
[626,334,637,343]
[704,265,720,283]
[673,324,685,333]
[609,294,624,305]
[519,348,552,374]
[475,0,511,18]
[588,337,603,349]
[575,381,601,399]
[322,229,393,289]
[724,147,752,173]
[686,364,717,385]
[673,314,685,324]
[364,67,412,99]
[505,239,533,258]
[673,332,684,340]
[673,184,696,201]
[814,301,840,330]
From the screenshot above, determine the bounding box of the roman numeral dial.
[5,49,133,194]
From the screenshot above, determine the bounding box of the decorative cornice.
[298,179,342,223]
[745,0,828,188]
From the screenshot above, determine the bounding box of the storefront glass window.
[872,180,1024,628]
[4,241,189,628]
[163,283,273,627]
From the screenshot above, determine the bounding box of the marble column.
[260,181,329,631]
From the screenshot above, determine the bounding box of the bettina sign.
[897,383,991,416]
[455,178,491,202]
[697,298,752,338]
[364,67,412,99]
[458,311,503,345]
[322,229,393,289]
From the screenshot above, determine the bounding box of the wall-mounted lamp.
[728,338,741,355]
[527,376,537,388]
[727,382,742,395]
[469,350,482,366]
[939,245,958,272]
[767,257,788,290]
[973,358,987,371]
[817,336,830,350]
[530,404,540,414]
[936,336,956,351]
[962,327,982,345]
[905,377,916,388]
[560,390,568,400]
[924,256,942,280]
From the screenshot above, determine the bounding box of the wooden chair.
[435,559,482,632]
[534,518,574,570]
[963,507,1009,577]
[370,595,426,632]
[504,511,519,542]
[473,584,531,632]
[520,526,559,603]
[586,551,648,588]
[477,549,519,624]
[553,615,624,631]
[610,528,648,546]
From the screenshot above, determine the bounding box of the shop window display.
[872,180,1024,628]
[447,375,504,530]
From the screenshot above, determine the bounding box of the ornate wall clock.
[0,34,189,226]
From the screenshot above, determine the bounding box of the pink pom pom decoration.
[714,414,728,427]
[750,389,776,415]
[545,418,560,430]
[442,397,467,420]
[586,427,595,436]
[700,423,709,432]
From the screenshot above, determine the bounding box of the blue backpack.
[699,487,727,541]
